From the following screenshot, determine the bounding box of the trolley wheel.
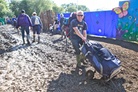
[85,70,95,80]
[99,76,110,86]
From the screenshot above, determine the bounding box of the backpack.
[64,13,77,38]
[34,17,40,25]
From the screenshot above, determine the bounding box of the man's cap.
[60,13,64,17]
[32,12,37,15]
[21,10,25,13]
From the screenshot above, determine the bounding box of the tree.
[9,0,20,16]
[0,0,8,9]
[18,0,34,16]
[9,0,90,17]
[10,0,55,16]
[52,5,64,14]
[33,0,53,15]
[0,0,13,17]
[61,3,77,13]
[61,3,90,13]
[10,0,33,16]
[78,5,90,11]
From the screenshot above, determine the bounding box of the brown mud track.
[0,25,138,92]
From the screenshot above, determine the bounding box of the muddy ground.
[0,25,138,92]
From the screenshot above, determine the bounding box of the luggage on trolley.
[80,40,122,82]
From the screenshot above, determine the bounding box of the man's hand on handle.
[82,36,87,42]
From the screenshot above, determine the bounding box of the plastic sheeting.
[84,11,118,38]
[58,11,118,38]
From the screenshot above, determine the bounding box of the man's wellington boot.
[32,35,35,43]
[80,54,87,65]
[76,55,81,68]
[27,39,30,45]
[38,36,40,43]
[27,35,30,45]
[22,38,25,45]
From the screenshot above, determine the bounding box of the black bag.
[80,41,121,81]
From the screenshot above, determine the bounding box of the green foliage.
[10,0,55,16]
[19,0,33,16]
[0,0,11,17]
[9,0,90,17]
[61,3,90,13]
[78,5,90,11]
[9,0,21,16]
[0,0,8,9]
[61,3,76,12]
[6,10,14,18]
[52,5,64,14]
[32,0,51,15]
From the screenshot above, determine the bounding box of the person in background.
[68,12,77,27]
[16,10,32,45]
[59,13,65,38]
[49,24,53,33]
[12,15,17,29]
[70,10,87,68]
[65,12,77,38]
[6,17,12,24]
[53,17,59,34]
[31,12,43,43]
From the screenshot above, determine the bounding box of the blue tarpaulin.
[58,10,118,38]
[84,11,118,38]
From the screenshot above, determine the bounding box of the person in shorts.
[31,12,43,43]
